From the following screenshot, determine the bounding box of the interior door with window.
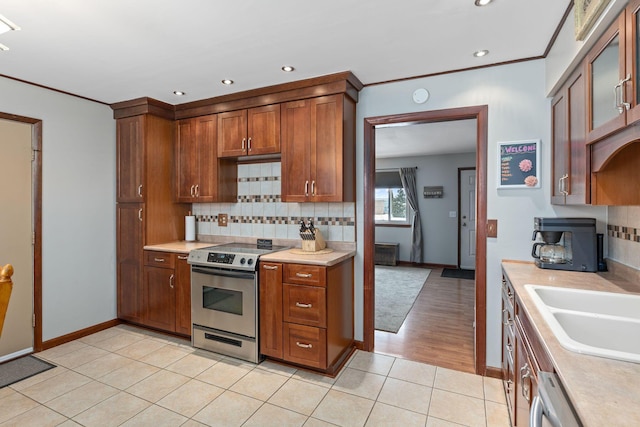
[459,168,476,270]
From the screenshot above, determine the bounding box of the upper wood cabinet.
[281,94,356,202]
[551,67,589,205]
[587,1,640,143]
[176,114,237,203]
[117,116,145,203]
[218,104,280,157]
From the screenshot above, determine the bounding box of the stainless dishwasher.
[530,371,582,427]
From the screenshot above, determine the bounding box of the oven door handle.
[192,267,255,280]
[530,395,544,427]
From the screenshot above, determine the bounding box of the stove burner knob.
[240,258,246,265]
[247,258,254,266]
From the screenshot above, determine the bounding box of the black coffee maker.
[531,217,597,272]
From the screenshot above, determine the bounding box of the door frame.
[363,105,488,375]
[458,167,477,270]
[0,112,43,352]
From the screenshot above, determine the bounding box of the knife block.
[301,229,326,252]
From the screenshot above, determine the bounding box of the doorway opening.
[363,105,488,375]
[0,112,43,356]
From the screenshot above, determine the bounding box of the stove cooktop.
[187,241,289,270]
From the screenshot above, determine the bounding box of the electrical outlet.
[218,213,228,227]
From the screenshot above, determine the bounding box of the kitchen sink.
[525,284,640,363]
[527,285,640,320]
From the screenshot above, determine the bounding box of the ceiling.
[0,0,570,157]
[376,119,478,158]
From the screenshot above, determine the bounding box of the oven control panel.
[187,245,270,271]
[207,252,235,264]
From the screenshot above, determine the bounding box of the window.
[375,171,411,225]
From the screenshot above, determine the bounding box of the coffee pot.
[531,242,567,264]
[531,217,597,272]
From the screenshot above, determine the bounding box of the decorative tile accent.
[195,162,356,242]
[607,224,640,243]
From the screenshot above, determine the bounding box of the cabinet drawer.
[283,284,326,328]
[284,323,327,369]
[284,264,326,287]
[144,251,176,268]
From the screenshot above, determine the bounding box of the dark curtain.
[399,167,422,263]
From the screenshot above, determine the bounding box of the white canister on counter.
[185,212,196,242]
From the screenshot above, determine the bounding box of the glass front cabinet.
[587,0,640,143]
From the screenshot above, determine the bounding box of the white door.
[0,119,34,360]
[459,169,476,270]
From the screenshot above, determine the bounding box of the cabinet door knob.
[169,274,174,289]
[304,180,309,197]
[248,137,252,152]
[311,180,316,196]
[137,185,143,198]
[138,208,143,222]
[241,138,246,151]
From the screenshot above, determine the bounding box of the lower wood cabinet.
[142,250,191,336]
[259,258,354,374]
[502,269,554,427]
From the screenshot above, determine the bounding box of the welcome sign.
[498,140,541,189]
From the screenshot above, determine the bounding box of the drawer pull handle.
[296,302,312,308]
[296,342,313,349]
[506,379,513,392]
[263,265,279,270]
[154,258,165,262]
[296,273,312,278]
[177,255,188,260]
[169,274,174,289]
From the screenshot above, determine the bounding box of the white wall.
[355,60,608,368]
[375,153,476,264]
[0,76,116,341]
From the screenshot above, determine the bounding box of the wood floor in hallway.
[374,267,476,374]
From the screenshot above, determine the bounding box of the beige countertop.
[259,248,356,266]
[143,241,215,253]
[501,260,640,427]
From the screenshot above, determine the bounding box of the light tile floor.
[0,325,511,426]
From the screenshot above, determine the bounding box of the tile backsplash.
[607,205,640,270]
[192,162,355,242]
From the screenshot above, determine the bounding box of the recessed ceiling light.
[222,79,234,85]
[474,0,492,6]
[473,50,489,57]
[173,90,186,96]
[0,43,8,51]
[281,65,295,72]
[0,14,21,35]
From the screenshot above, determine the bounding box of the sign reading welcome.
[498,140,540,189]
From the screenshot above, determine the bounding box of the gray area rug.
[0,355,56,388]
[375,266,431,333]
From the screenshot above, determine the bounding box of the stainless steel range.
[188,241,287,363]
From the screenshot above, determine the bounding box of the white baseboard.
[0,347,33,363]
